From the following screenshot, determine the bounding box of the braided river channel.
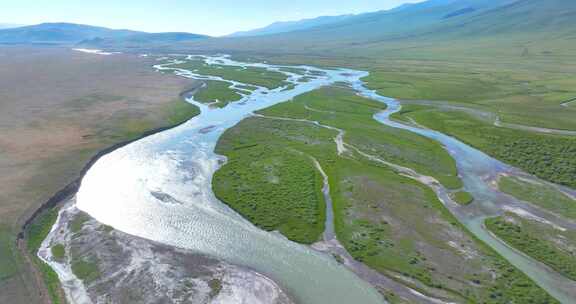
[43,55,576,303]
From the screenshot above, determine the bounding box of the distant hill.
[228,15,354,37]
[0,22,209,46]
[418,0,576,39]
[175,0,572,57]
[79,32,210,48]
[295,0,508,38]
[227,0,507,39]
[227,0,513,41]
[175,0,513,50]
[0,23,142,44]
[8,0,575,56]
[0,23,24,29]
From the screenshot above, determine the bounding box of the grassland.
[163,98,200,125]
[499,176,576,220]
[208,278,223,299]
[70,212,91,234]
[214,86,556,303]
[260,86,462,189]
[392,104,576,189]
[193,80,243,107]
[278,67,308,75]
[214,121,328,243]
[70,259,100,284]
[172,59,288,89]
[332,159,554,303]
[216,34,576,133]
[486,213,576,281]
[95,97,199,142]
[50,244,65,260]
[0,226,17,281]
[360,56,576,132]
[215,85,462,240]
[451,191,474,205]
[25,206,63,304]
[236,84,258,93]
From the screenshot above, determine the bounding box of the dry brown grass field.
[0,47,198,303]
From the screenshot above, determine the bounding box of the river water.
[74,56,385,304]
[61,55,575,303]
[357,86,576,303]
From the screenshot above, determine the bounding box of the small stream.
[357,86,576,303]
[43,54,575,304]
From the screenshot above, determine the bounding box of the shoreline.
[18,99,199,238]
[69,56,388,304]
[15,93,200,304]
[16,73,206,237]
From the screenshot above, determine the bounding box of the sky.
[0,0,425,36]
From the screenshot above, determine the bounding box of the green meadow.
[486,213,576,281]
[499,176,576,220]
[172,59,289,89]
[214,86,556,303]
[25,206,64,304]
[194,80,243,108]
[451,191,474,206]
[392,104,576,188]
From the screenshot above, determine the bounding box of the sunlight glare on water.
[76,56,384,304]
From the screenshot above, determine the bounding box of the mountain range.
[1,0,575,56]
[0,23,23,29]
[141,0,570,61]
[228,14,355,37]
[228,0,514,39]
[0,22,209,45]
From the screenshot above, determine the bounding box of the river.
[44,55,575,304]
[73,56,385,304]
[357,85,576,303]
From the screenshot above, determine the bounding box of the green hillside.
[276,0,513,41]
[177,0,515,52]
[0,23,141,44]
[428,0,576,38]
[0,23,209,45]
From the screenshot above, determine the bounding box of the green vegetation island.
[214,86,558,303]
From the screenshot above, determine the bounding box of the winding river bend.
[73,56,384,304]
[45,55,575,303]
